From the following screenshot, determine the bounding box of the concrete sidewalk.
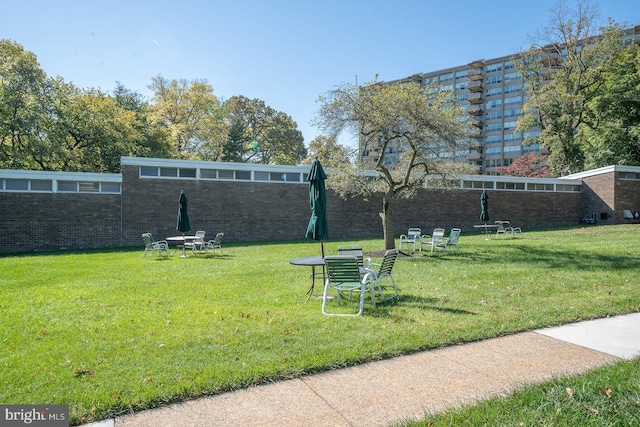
[87,313,640,427]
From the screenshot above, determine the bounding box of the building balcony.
[468,68,484,80]
[467,92,483,103]
[468,152,482,160]
[468,59,484,69]
[467,104,483,115]
[468,80,483,92]
[468,117,483,127]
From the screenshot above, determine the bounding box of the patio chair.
[322,255,376,316]
[338,244,365,271]
[141,233,170,258]
[436,228,461,254]
[496,221,521,238]
[204,232,224,254]
[399,228,423,252]
[423,228,445,253]
[184,230,206,254]
[364,249,399,299]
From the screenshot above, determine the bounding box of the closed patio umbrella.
[177,190,191,257]
[480,190,490,240]
[480,190,490,223]
[305,158,328,257]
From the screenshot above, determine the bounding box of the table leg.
[305,266,316,302]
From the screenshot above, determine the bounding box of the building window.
[486,87,503,97]
[528,183,554,191]
[496,181,525,190]
[619,172,640,180]
[485,63,503,73]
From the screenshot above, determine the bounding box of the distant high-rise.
[362,25,640,175]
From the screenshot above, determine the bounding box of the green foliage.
[302,134,352,167]
[222,95,307,165]
[314,78,473,248]
[409,358,640,426]
[1,225,639,424]
[147,75,224,160]
[516,2,634,175]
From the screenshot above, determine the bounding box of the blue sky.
[4,1,640,149]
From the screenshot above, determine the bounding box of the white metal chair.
[141,233,170,258]
[364,249,399,299]
[423,228,445,253]
[399,228,423,252]
[204,232,224,254]
[322,256,376,316]
[436,228,461,254]
[184,230,206,254]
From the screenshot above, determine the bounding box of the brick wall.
[0,192,121,253]
[2,163,634,255]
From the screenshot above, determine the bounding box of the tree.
[222,95,306,165]
[0,39,47,169]
[302,135,351,168]
[112,83,172,160]
[515,0,628,175]
[497,153,550,177]
[148,75,224,160]
[35,80,147,172]
[314,78,472,250]
[582,41,640,168]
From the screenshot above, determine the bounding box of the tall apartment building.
[364,25,640,175]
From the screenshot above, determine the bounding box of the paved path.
[85,313,640,427]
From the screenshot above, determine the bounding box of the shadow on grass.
[368,294,478,318]
[405,244,640,272]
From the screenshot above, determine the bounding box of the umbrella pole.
[181,232,187,257]
[321,241,326,290]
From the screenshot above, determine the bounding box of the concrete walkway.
[86,313,640,427]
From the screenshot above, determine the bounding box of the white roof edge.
[121,156,310,172]
[562,165,640,180]
[0,169,122,181]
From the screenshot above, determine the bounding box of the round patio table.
[473,224,498,240]
[289,255,325,302]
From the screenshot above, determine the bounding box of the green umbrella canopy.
[177,190,191,233]
[305,159,329,243]
[480,190,490,222]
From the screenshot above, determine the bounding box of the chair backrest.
[448,228,461,245]
[213,232,224,244]
[407,228,421,239]
[195,230,206,240]
[142,233,153,248]
[324,256,362,285]
[377,249,398,276]
[495,221,508,231]
[432,228,445,242]
[338,245,364,269]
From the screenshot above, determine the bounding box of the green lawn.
[1,225,639,425]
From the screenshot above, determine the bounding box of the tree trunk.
[380,195,395,250]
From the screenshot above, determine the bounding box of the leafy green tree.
[582,41,640,168]
[314,78,471,250]
[515,1,629,175]
[112,83,172,160]
[148,75,223,160]
[37,80,147,172]
[302,135,352,168]
[0,39,47,169]
[222,95,306,165]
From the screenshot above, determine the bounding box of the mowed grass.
[404,357,640,426]
[1,225,639,425]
